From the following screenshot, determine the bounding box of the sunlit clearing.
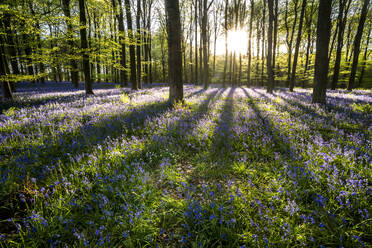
[227,29,248,54]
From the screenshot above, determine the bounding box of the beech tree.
[165,0,183,103]
[79,0,93,95]
[348,0,369,90]
[312,0,332,104]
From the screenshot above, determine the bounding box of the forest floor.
[0,82,371,247]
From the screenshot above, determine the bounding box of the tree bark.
[114,0,128,86]
[267,0,274,93]
[3,10,19,91]
[289,0,307,91]
[194,0,198,84]
[347,0,369,91]
[261,0,266,85]
[247,0,254,86]
[272,0,278,77]
[136,0,142,89]
[78,0,94,95]
[124,0,138,90]
[304,0,315,75]
[165,0,183,103]
[312,0,332,104]
[357,27,370,87]
[202,0,209,89]
[222,0,228,87]
[0,27,12,100]
[331,0,352,89]
[285,0,299,87]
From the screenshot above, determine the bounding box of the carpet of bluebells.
[0,82,371,247]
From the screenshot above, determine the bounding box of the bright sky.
[214,29,288,56]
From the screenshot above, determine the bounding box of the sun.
[227,29,248,54]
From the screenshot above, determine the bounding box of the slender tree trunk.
[213,20,217,76]
[347,0,369,91]
[114,0,128,86]
[345,21,352,63]
[229,52,233,85]
[160,31,166,83]
[3,12,19,91]
[247,0,254,86]
[0,27,12,100]
[238,53,242,86]
[194,0,198,84]
[304,0,314,76]
[256,18,260,85]
[272,0,278,78]
[222,0,228,87]
[124,0,138,90]
[312,0,332,104]
[331,0,352,89]
[136,0,142,89]
[94,13,101,83]
[165,0,183,103]
[286,0,299,87]
[289,0,307,91]
[79,0,93,95]
[202,0,209,89]
[267,0,274,93]
[328,22,339,62]
[358,28,370,87]
[148,20,153,84]
[261,0,266,85]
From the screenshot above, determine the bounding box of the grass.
[0,82,371,247]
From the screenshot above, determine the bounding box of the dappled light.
[0,0,371,246]
[1,83,371,247]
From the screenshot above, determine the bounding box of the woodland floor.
[0,82,371,247]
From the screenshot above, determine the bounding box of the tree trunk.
[194,0,198,84]
[160,31,166,83]
[165,0,183,103]
[222,0,228,87]
[0,30,12,100]
[328,22,339,62]
[3,11,19,91]
[213,12,217,77]
[261,0,266,85]
[62,0,79,88]
[347,0,369,91]
[272,0,278,77]
[312,0,332,104]
[285,0,299,87]
[256,18,260,85]
[267,0,274,93]
[189,3,194,84]
[247,0,254,86]
[124,0,138,90]
[344,21,352,63]
[304,0,315,76]
[289,0,307,91]
[114,0,128,86]
[79,0,93,95]
[136,0,142,89]
[357,28,370,87]
[331,0,352,89]
[202,0,209,89]
[93,12,101,83]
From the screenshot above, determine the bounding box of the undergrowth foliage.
[0,83,371,247]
